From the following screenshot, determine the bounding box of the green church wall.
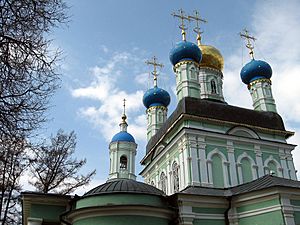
[206,145,228,160]
[238,210,284,225]
[30,204,66,221]
[192,207,226,214]
[234,149,256,163]
[193,219,225,225]
[291,200,300,206]
[73,215,169,225]
[262,151,280,163]
[293,211,300,225]
[237,198,280,213]
[76,194,165,209]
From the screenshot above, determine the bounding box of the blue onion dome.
[169,41,202,66]
[143,86,171,109]
[240,59,272,84]
[111,131,135,143]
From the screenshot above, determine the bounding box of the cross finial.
[172,9,190,41]
[121,98,127,123]
[120,98,128,131]
[240,28,256,59]
[189,10,207,46]
[145,56,164,87]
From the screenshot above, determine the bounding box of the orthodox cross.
[188,10,207,45]
[121,98,127,123]
[171,9,190,41]
[145,56,164,87]
[240,29,256,59]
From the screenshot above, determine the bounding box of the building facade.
[22,10,300,225]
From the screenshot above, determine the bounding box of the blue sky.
[22,0,300,193]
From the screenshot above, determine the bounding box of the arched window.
[172,162,180,192]
[158,111,162,122]
[211,154,224,188]
[241,158,253,183]
[151,181,155,187]
[159,172,167,193]
[120,155,127,169]
[211,80,217,94]
[268,161,278,176]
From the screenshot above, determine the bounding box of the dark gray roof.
[180,175,300,197]
[146,97,289,155]
[84,179,164,197]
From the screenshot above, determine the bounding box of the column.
[179,143,185,189]
[227,141,238,186]
[279,148,289,179]
[190,136,200,185]
[281,195,296,225]
[287,155,297,180]
[255,145,264,177]
[167,159,172,195]
[198,138,209,186]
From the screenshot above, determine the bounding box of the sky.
[21,0,300,194]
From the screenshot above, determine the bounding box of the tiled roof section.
[180,175,300,197]
[84,179,164,197]
[146,97,287,154]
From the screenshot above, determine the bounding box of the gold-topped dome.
[199,44,224,71]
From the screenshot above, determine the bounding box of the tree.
[0,1,68,224]
[29,130,96,194]
[0,136,28,225]
[0,0,68,137]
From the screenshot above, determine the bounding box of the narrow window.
[120,155,127,169]
[172,162,180,192]
[159,172,167,193]
[211,80,217,94]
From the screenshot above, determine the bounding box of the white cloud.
[72,51,147,142]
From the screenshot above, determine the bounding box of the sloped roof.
[84,178,164,197]
[145,97,291,155]
[180,175,300,197]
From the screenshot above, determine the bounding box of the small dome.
[111,131,135,143]
[240,59,272,84]
[199,44,224,71]
[143,86,171,109]
[169,41,202,66]
[84,178,164,196]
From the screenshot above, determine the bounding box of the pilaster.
[255,145,264,178]
[249,79,277,113]
[227,141,238,186]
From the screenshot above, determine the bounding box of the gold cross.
[145,56,164,87]
[189,10,207,45]
[240,29,256,59]
[171,9,190,41]
[123,99,126,115]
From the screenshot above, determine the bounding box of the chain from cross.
[188,10,207,45]
[240,29,256,59]
[145,56,164,87]
[171,9,190,41]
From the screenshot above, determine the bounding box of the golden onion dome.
[199,44,224,71]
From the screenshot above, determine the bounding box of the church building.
[22,10,300,225]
